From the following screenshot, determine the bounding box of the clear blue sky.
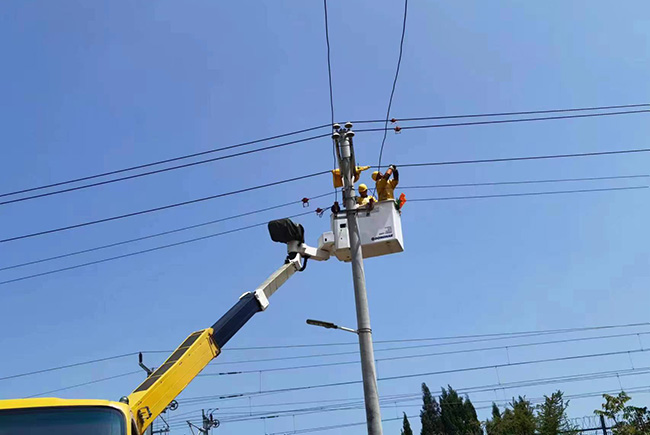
[1,1,650,433]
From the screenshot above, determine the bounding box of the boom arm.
[126,255,305,434]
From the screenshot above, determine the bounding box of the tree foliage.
[485,396,536,435]
[419,384,480,435]
[536,391,578,435]
[595,392,650,435]
[401,412,414,435]
[439,386,482,435]
[420,383,443,435]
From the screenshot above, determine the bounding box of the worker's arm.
[391,165,399,183]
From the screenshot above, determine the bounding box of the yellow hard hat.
[371,171,380,181]
[358,183,368,192]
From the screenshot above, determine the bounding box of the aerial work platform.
[318,201,405,262]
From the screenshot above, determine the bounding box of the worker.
[332,165,371,188]
[356,183,376,207]
[372,164,399,201]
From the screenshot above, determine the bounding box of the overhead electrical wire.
[7,321,647,386]
[178,347,650,404]
[0,352,139,382]
[171,376,650,427]
[180,388,631,428]
[399,174,649,190]
[0,126,330,200]
[0,170,330,244]
[1,183,645,284]
[171,385,650,426]
[0,193,332,272]
[353,103,650,124]
[198,330,650,376]
[358,109,650,134]
[210,332,646,366]
[376,0,409,173]
[0,133,332,207]
[393,147,650,168]
[4,174,643,274]
[6,146,649,246]
[322,0,338,203]
[222,320,650,351]
[2,105,646,206]
[408,186,648,203]
[252,383,650,435]
[0,209,318,286]
[26,370,141,398]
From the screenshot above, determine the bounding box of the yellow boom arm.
[126,258,302,434]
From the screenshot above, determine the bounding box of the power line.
[3,103,645,204]
[0,133,331,207]
[322,0,337,203]
[0,352,138,382]
[394,147,650,168]
[0,193,331,272]
[11,325,650,400]
[221,385,650,433]
[408,186,648,203]
[4,173,639,273]
[211,333,642,366]
[179,347,650,404]
[0,127,330,200]
[1,183,643,284]
[198,330,650,376]
[376,0,409,173]
[0,210,317,286]
[167,372,650,426]
[400,174,649,190]
[0,170,329,244]
[4,105,645,206]
[26,370,141,398]
[184,364,650,409]
[221,321,650,351]
[4,322,645,387]
[173,384,646,426]
[353,103,650,124]
[357,109,650,133]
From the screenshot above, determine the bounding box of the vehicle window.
[0,406,126,435]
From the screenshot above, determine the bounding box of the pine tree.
[420,383,443,435]
[536,391,578,435]
[485,403,503,435]
[463,397,483,435]
[485,397,536,435]
[438,386,482,434]
[401,412,414,435]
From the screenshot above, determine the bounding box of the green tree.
[595,392,650,435]
[485,403,503,435]
[438,385,482,434]
[401,413,414,435]
[536,391,578,435]
[485,396,536,435]
[420,383,443,435]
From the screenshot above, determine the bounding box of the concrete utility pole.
[333,122,383,435]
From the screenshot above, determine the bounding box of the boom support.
[126,256,304,434]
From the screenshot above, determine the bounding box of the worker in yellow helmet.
[372,164,399,201]
[356,183,376,207]
[331,166,371,188]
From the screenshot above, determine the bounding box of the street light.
[306,319,358,334]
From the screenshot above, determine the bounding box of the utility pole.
[186,410,219,435]
[333,122,383,435]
